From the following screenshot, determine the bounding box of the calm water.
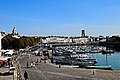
[54,46,120,70]
[90,52,120,70]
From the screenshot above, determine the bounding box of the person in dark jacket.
[27,61,28,68]
[24,70,28,80]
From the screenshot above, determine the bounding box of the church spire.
[12,27,18,35]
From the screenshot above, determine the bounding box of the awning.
[0,60,5,62]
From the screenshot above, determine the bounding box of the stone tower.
[81,30,85,37]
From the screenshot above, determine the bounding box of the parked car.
[9,67,16,73]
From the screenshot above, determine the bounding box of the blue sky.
[0,0,120,36]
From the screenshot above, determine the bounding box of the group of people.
[30,61,35,67]
[3,58,14,68]
[26,57,43,68]
[26,61,36,68]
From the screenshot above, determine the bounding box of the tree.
[2,35,40,50]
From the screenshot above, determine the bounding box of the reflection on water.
[91,52,120,70]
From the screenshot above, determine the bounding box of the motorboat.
[87,65,112,70]
[54,54,97,67]
[101,50,114,54]
[70,54,98,64]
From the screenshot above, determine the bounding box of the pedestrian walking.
[30,62,33,67]
[27,61,28,68]
[4,63,6,68]
[24,70,28,80]
[36,58,39,63]
[8,62,10,67]
[11,61,13,67]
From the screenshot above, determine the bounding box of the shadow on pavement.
[0,71,13,76]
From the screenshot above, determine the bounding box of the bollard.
[59,64,61,68]
[93,71,94,75]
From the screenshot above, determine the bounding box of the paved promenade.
[19,54,120,80]
[1,53,120,80]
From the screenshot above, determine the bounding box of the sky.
[0,0,120,37]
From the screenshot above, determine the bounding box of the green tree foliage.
[2,35,41,50]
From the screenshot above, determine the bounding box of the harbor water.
[53,46,120,70]
[91,51,120,70]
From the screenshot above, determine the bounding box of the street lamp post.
[17,61,19,80]
[13,71,14,80]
